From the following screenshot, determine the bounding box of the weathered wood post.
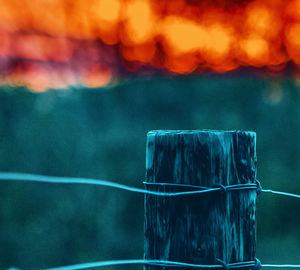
[144,130,257,269]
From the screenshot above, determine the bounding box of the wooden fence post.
[144,130,257,269]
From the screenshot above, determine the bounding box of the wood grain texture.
[144,130,257,269]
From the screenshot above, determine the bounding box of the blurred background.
[1,0,300,268]
[0,75,300,269]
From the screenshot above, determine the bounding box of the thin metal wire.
[262,189,300,199]
[44,261,300,270]
[45,259,257,270]
[2,172,300,199]
[2,172,300,269]
[144,182,258,191]
[262,265,300,268]
[0,172,257,197]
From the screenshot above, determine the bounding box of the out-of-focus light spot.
[245,3,282,41]
[13,35,73,62]
[241,38,269,63]
[1,0,300,91]
[285,23,300,64]
[123,0,156,44]
[285,0,300,20]
[11,63,52,92]
[81,64,112,88]
[0,2,13,31]
[265,83,283,104]
[95,0,121,23]
[205,24,232,56]
[247,7,271,35]
[162,16,207,55]
[122,43,156,63]
[0,33,10,57]
[286,23,300,47]
[165,54,198,73]
[90,0,122,44]
[10,0,67,37]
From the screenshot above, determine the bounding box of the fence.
[1,130,300,270]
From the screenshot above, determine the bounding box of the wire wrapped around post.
[144,130,258,269]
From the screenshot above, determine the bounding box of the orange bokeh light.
[122,0,156,45]
[95,0,121,23]
[206,25,232,55]
[0,0,300,91]
[13,35,73,62]
[162,16,207,55]
[240,38,270,65]
[285,23,300,64]
[81,64,112,88]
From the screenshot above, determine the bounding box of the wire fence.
[1,172,300,270]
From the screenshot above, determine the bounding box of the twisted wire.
[2,172,300,269]
[45,259,258,270]
[1,172,300,199]
[0,172,259,196]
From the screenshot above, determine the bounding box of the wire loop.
[216,258,229,270]
[213,184,227,192]
[255,258,262,270]
[256,180,262,195]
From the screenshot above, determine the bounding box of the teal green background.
[0,75,300,269]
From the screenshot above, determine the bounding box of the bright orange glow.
[95,0,121,23]
[241,39,269,61]
[285,0,300,20]
[1,0,300,91]
[247,7,272,35]
[165,54,198,74]
[81,64,112,88]
[245,3,282,41]
[286,24,300,47]
[162,16,207,55]
[0,33,10,57]
[122,43,156,62]
[13,35,73,62]
[91,0,121,44]
[11,63,56,92]
[285,23,300,64]
[122,0,156,45]
[205,24,232,56]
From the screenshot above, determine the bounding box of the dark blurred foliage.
[0,75,300,269]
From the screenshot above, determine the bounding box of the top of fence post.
[144,130,257,269]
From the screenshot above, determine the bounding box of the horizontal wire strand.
[0,172,199,196]
[44,261,300,270]
[0,172,256,197]
[144,182,258,191]
[45,259,222,270]
[45,259,258,270]
[261,189,300,199]
[1,173,300,199]
[2,172,300,269]
[262,265,300,268]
